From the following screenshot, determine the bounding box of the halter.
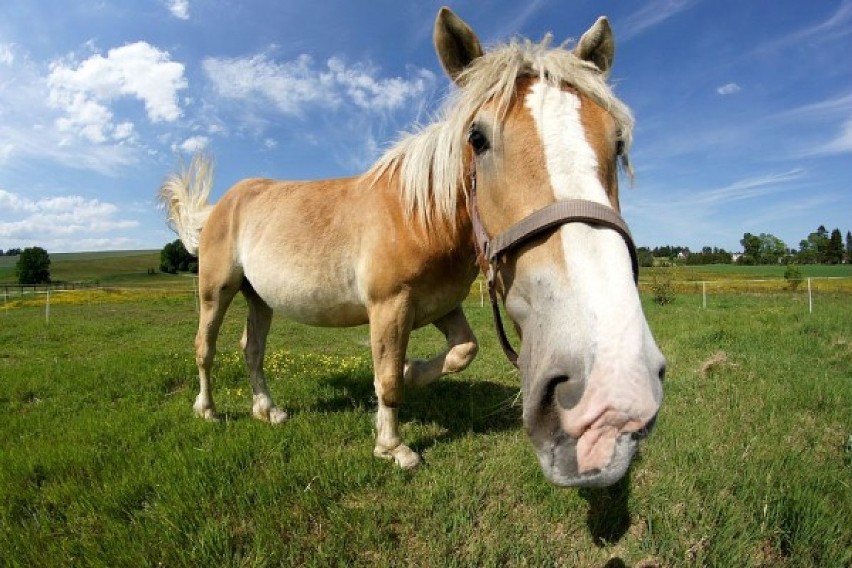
[468,161,639,368]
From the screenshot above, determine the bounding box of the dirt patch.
[698,351,732,378]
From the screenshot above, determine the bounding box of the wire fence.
[3,276,850,324]
[667,276,851,313]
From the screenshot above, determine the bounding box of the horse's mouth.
[536,431,642,488]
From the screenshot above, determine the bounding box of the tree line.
[639,225,851,266]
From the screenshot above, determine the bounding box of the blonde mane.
[369,36,635,229]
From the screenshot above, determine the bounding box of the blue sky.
[0,0,850,253]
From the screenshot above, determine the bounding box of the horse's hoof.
[374,444,422,470]
[252,404,289,424]
[267,407,289,424]
[403,359,437,387]
[195,408,220,422]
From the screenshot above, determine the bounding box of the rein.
[468,162,639,368]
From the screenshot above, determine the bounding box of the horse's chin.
[535,433,638,488]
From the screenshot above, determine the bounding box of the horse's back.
[198,174,475,328]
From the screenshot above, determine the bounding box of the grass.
[1,286,850,566]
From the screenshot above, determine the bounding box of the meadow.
[0,254,850,566]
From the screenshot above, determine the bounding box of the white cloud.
[0,143,13,163]
[172,135,209,153]
[0,49,140,175]
[752,1,852,55]
[716,82,741,95]
[48,42,187,143]
[692,169,804,205]
[620,0,697,42]
[0,189,139,244]
[112,121,135,141]
[166,0,189,20]
[203,53,435,115]
[0,44,13,65]
[813,118,852,155]
[772,93,852,156]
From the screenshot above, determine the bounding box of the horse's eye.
[615,139,625,156]
[468,126,490,155]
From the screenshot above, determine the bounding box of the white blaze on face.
[525,81,610,205]
[524,81,658,474]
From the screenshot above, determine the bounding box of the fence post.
[45,290,50,324]
[807,277,812,314]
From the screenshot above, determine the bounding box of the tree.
[160,239,197,274]
[758,233,786,264]
[826,228,844,264]
[15,247,51,284]
[846,231,852,264]
[637,247,654,268]
[740,233,761,259]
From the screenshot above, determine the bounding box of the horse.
[159,7,665,487]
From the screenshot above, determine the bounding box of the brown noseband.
[468,162,639,368]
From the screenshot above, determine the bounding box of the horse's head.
[434,8,665,487]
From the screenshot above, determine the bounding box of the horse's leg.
[403,306,479,387]
[194,276,240,422]
[369,297,421,469]
[240,284,288,424]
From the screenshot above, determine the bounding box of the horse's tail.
[158,153,215,255]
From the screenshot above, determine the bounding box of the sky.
[0,0,850,253]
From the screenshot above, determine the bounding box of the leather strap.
[468,163,638,368]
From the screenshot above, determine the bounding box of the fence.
[3,276,850,324]
[662,276,851,313]
[472,276,851,312]
[1,281,100,297]
[1,284,198,323]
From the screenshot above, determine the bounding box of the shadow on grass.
[314,370,521,449]
[579,464,633,546]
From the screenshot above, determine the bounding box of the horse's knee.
[375,377,403,408]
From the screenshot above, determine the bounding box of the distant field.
[672,264,852,280]
[0,250,195,289]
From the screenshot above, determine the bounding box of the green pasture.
[0,250,194,290]
[1,282,850,566]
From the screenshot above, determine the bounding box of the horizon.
[1,1,850,253]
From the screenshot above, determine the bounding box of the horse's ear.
[434,7,483,83]
[574,16,615,74]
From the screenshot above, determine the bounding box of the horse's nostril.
[658,363,667,382]
[551,375,583,410]
[632,414,657,441]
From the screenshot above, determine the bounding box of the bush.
[160,239,197,274]
[784,264,803,291]
[649,269,676,306]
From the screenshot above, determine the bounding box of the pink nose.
[556,366,660,474]
[561,408,648,474]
